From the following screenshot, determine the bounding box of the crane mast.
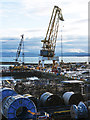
[15,34,24,65]
[40,6,64,58]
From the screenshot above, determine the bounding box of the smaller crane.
[15,34,24,65]
[9,34,26,71]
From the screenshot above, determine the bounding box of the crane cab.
[40,50,54,57]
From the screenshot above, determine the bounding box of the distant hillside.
[1,52,88,57]
[58,52,88,56]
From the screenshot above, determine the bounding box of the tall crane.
[40,6,64,68]
[15,34,24,65]
[40,6,64,57]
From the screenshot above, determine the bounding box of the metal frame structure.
[15,34,24,65]
[40,6,64,67]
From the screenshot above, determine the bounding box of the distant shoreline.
[0,61,88,65]
[1,55,89,57]
[1,52,89,57]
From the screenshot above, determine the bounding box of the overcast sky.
[0,0,89,54]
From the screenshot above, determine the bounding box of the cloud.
[0,37,19,41]
[57,35,88,44]
[1,36,43,54]
[2,49,17,53]
[26,46,40,50]
[2,49,29,53]
[75,19,88,23]
[0,28,46,39]
[0,0,88,54]
[66,49,86,53]
[25,29,42,33]
[0,0,22,16]
[1,33,88,54]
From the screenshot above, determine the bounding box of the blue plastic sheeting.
[0,88,17,103]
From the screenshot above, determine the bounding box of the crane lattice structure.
[40,6,64,58]
[15,34,24,65]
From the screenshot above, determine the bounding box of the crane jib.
[15,34,24,65]
[40,6,64,57]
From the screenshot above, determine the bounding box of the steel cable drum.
[0,88,17,103]
[2,94,37,119]
[23,94,38,107]
[70,101,89,119]
[40,92,63,107]
[63,92,84,105]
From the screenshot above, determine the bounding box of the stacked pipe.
[0,88,37,120]
[70,100,90,119]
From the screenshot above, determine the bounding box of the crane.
[39,6,64,68]
[9,34,26,71]
[15,34,24,65]
[40,6,64,57]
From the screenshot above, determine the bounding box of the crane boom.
[15,34,24,64]
[40,6,64,57]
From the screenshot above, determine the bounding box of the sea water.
[0,56,89,82]
[1,56,89,63]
